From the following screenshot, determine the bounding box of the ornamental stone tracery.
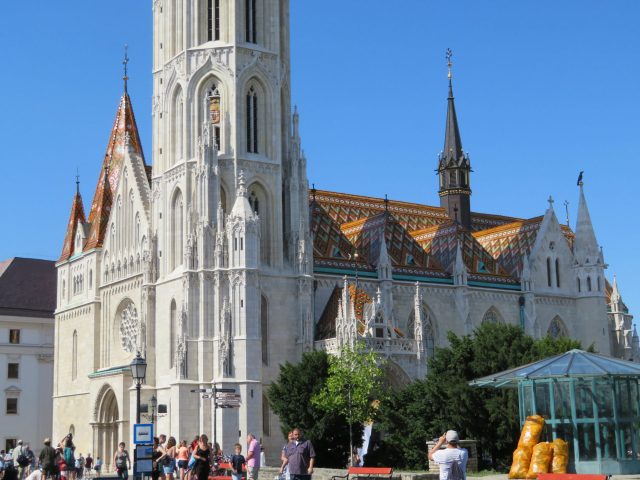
[119,302,139,354]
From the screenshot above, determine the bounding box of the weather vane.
[446,48,453,79]
[123,44,130,92]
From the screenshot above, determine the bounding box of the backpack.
[16,454,30,467]
[64,448,75,468]
[449,456,464,480]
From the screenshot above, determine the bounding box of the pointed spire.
[611,275,621,305]
[453,239,468,285]
[84,90,145,251]
[441,48,464,167]
[123,44,130,93]
[59,179,87,262]
[377,233,392,280]
[574,183,600,264]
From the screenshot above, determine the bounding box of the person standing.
[13,441,27,480]
[229,444,245,480]
[245,435,260,480]
[38,439,57,480]
[192,435,210,480]
[428,431,468,480]
[113,443,131,480]
[84,454,93,477]
[176,441,189,480]
[157,437,177,480]
[279,429,315,480]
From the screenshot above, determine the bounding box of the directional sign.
[216,393,241,399]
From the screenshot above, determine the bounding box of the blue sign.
[133,423,154,444]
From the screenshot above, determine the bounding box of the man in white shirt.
[428,430,468,480]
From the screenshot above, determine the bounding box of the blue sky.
[0,1,638,321]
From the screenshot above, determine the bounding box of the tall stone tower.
[151,0,312,453]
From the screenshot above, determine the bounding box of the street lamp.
[130,352,147,424]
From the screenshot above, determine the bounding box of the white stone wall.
[0,314,54,454]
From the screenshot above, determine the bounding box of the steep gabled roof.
[58,191,86,262]
[84,93,146,251]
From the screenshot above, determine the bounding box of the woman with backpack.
[113,443,131,480]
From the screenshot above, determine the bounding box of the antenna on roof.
[123,44,130,93]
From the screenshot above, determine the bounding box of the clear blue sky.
[0,1,638,322]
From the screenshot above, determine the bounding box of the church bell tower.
[150,0,312,451]
[437,49,472,229]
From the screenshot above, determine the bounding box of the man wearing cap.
[38,439,57,480]
[428,430,468,480]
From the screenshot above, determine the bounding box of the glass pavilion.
[470,349,640,474]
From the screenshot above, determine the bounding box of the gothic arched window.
[245,0,257,43]
[548,316,568,339]
[171,189,184,271]
[207,84,222,150]
[172,88,184,164]
[248,182,269,266]
[546,257,552,287]
[587,276,592,291]
[208,0,220,41]
[72,330,78,380]
[246,86,258,153]
[170,300,177,368]
[555,258,561,287]
[261,295,268,365]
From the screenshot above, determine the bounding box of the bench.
[538,475,610,480]
[331,467,394,480]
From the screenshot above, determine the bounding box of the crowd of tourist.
[0,427,316,480]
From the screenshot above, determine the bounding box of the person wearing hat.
[38,439,57,480]
[428,430,468,480]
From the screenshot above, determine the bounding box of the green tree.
[267,350,360,468]
[313,342,386,466]
[374,323,582,470]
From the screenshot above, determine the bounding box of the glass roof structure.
[469,349,640,388]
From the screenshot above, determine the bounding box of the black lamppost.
[130,352,147,424]
[130,352,147,479]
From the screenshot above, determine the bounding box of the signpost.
[133,423,154,476]
[191,386,242,442]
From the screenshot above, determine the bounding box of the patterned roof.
[412,222,514,282]
[315,284,371,340]
[84,93,146,251]
[473,217,575,277]
[311,190,574,286]
[58,191,86,262]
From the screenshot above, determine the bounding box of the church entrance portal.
[93,386,119,472]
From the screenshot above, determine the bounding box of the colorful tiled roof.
[311,190,574,286]
[315,284,371,340]
[84,93,146,251]
[58,191,86,262]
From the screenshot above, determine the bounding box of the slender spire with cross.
[446,48,453,81]
[563,200,570,226]
[547,195,555,209]
[123,44,130,93]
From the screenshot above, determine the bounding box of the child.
[94,458,102,475]
[230,444,245,480]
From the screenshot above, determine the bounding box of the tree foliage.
[372,323,582,471]
[267,350,360,468]
[312,342,386,465]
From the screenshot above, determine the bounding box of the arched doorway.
[93,386,119,472]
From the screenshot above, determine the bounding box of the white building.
[0,257,56,453]
[52,0,636,468]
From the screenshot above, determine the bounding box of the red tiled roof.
[84,93,145,251]
[58,192,86,262]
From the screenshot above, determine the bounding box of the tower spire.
[122,44,129,93]
[438,48,472,229]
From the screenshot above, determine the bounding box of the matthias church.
[52,0,637,466]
